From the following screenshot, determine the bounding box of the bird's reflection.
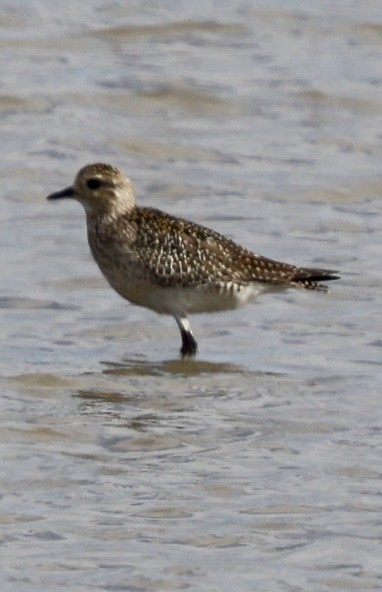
[99,356,245,378]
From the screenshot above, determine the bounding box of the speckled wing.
[129,208,338,291]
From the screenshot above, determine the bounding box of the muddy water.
[1,1,382,590]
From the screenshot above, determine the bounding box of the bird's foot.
[180,330,198,358]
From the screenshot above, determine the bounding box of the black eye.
[86,178,101,190]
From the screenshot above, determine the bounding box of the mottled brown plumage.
[47,163,339,356]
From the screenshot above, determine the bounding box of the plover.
[47,163,339,356]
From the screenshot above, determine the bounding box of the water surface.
[1,1,382,590]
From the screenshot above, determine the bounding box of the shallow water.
[1,1,382,590]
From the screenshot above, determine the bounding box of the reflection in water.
[100,356,245,377]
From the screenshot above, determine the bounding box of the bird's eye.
[86,178,101,190]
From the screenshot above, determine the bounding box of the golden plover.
[47,163,339,356]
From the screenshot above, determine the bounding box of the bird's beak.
[47,186,76,201]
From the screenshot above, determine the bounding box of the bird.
[47,163,339,357]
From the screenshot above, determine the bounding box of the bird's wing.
[127,208,292,287]
[117,207,339,291]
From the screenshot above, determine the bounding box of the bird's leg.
[175,315,198,357]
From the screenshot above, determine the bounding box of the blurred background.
[1,1,381,590]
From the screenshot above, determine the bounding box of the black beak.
[47,186,75,201]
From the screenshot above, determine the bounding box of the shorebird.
[47,163,339,356]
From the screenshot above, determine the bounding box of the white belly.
[92,247,273,316]
[107,277,270,316]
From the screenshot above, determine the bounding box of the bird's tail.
[290,267,340,292]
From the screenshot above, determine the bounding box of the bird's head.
[47,163,136,216]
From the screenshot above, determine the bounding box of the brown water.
[1,1,382,590]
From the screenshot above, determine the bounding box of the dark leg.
[175,315,198,357]
[180,329,198,356]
